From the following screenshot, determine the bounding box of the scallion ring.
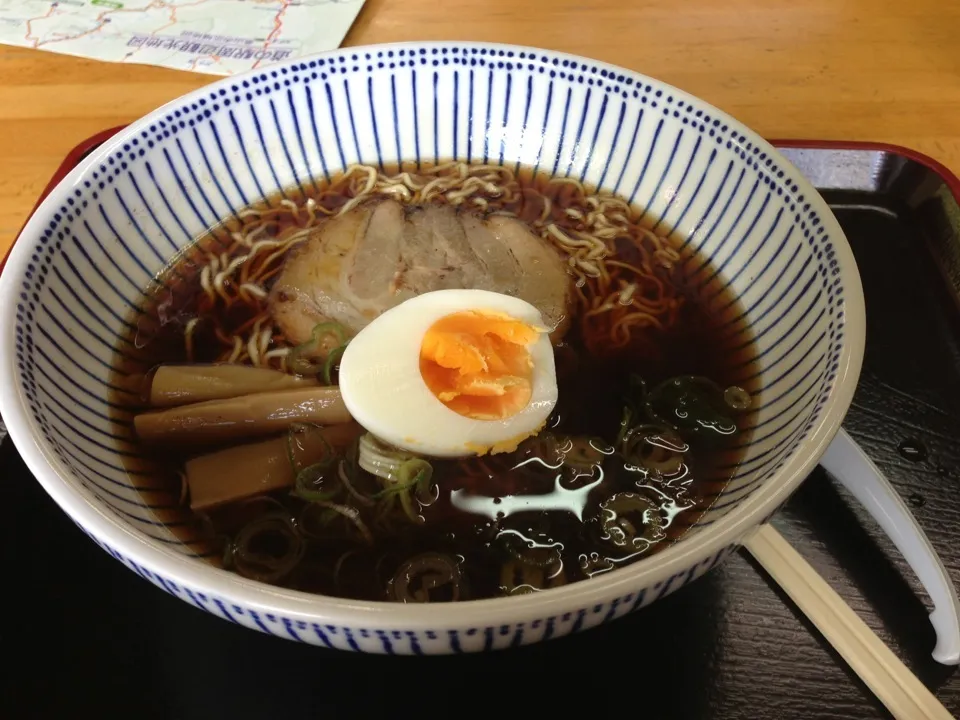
[724,385,752,411]
[292,463,337,503]
[322,343,348,385]
[231,513,304,583]
[287,321,349,376]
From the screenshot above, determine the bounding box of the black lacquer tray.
[2,135,959,719]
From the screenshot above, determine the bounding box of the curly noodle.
[182,162,685,369]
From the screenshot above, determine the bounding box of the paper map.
[0,0,366,75]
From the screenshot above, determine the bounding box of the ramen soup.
[111,162,759,603]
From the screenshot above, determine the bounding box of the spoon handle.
[820,428,960,665]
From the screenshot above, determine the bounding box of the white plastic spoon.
[820,428,960,665]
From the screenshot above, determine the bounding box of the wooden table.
[2,0,959,254]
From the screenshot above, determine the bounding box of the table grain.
[2,0,959,252]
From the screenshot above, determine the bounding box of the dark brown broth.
[110,161,759,602]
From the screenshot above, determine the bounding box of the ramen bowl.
[0,41,864,653]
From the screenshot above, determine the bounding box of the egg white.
[338,289,558,458]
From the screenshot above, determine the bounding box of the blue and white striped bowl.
[0,42,864,653]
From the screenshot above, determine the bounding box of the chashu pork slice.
[269,197,573,352]
[480,214,573,341]
[270,198,406,355]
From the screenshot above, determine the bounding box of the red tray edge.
[4,131,960,274]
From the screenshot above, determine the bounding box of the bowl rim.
[0,40,866,629]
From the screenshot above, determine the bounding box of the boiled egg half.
[338,289,558,457]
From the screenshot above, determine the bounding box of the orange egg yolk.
[419,310,540,421]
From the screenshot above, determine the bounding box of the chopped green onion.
[389,553,463,603]
[314,501,374,544]
[312,321,348,345]
[322,343,348,385]
[499,560,566,595]
[293,463,337,503]
[403,458,434,496]
[620,424,686,474]
[356,433,434,524]
[724,385,752,411]
[645,375,737,440]
[336,459,377,507]
[231,513,304,583]
[376,459,432,523]
[553,436,611,474]
[598,492,666,553]
[287,321,349,376]
[517,432,565,469]
[382,458,433,494]
[398,491,420,524]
